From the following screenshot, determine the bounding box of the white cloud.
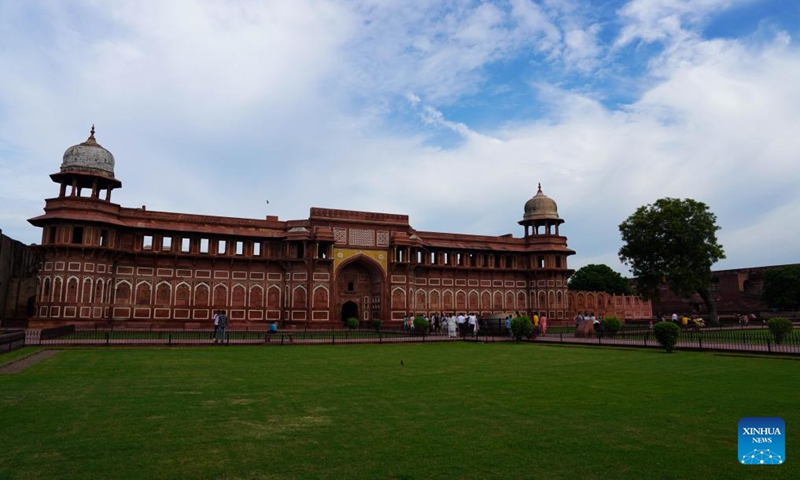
[615,0,757,47]
[1,0,798,277]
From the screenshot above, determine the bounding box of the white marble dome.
[61,126,115,178]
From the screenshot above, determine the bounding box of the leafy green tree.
[568,264,631,295]
[762,265,800,311]
[619,198,725,325]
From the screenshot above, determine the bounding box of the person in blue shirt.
[269,322,278,334]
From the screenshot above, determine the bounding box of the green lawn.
[1,343,797,479]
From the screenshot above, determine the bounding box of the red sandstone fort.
[20,127,652,328]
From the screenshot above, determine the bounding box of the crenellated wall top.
[310,207,409,225]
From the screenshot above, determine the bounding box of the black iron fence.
[529,326,800,355]
[0,331,25,353]
[11,321,800,356]
[25,327,465,347]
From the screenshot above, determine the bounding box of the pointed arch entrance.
[341,301,358,322]
[335,255,385,322]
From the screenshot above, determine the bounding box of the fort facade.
[28,128,578,328]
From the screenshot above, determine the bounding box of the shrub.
[602,316,622,337]
[413,316,429,334]
[370,319,382,332]
[345,317,360,330]
[768,317,793,345]
[653,321,680,353]
[510,316,533,342]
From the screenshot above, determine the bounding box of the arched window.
[267,286,280,308]
[66,277,78,303]
[313,287,328,309]
[481,291,491,310]
[115,282,131,305]
[94,279,104,304]
[443,290,453,311]
[81,278,92,304]
[416,290,427,310]
[213,284,227,306]
[493,291,503,310]
[176,283,191,306]
[429,290,440,311]
[231,284,246,307]
[136,282,152,305]
[156,282,171,306]
[195,284,210,307]
[292,287,306,309]
[392,288,406,310]
[250,286,264,308]
[42,277,51,302]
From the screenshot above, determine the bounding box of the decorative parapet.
[567,290,653,320]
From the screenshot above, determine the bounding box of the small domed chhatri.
[61,125,116,178]
[523,183,560,221]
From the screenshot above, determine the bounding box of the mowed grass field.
[1,343,798,479]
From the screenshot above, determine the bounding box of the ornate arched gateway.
[334,256,385,322]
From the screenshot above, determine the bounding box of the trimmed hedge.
[768,317,793,345]
[346,317,360,330]
[510,316,533,342]
[653,321,680,353]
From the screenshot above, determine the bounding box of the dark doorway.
[341,301,358,323]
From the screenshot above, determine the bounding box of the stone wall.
[651,264,800,316]
[0,230,39,327]
[567,290,653,322]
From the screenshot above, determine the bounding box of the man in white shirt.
[457,313,466,336]
[212,310,220,340]
[468,313,477,335]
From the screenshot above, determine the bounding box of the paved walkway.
[0,349,62,374]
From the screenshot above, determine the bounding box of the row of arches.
[41,276,111,305]
[567,291,644,310]
[39,276,331,309]
[391,288,568,312]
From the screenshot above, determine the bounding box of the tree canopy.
[762,265,800,311]
[568,264,631,295]
[618,197,725,324]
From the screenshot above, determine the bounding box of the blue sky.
[1,0,799,275]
